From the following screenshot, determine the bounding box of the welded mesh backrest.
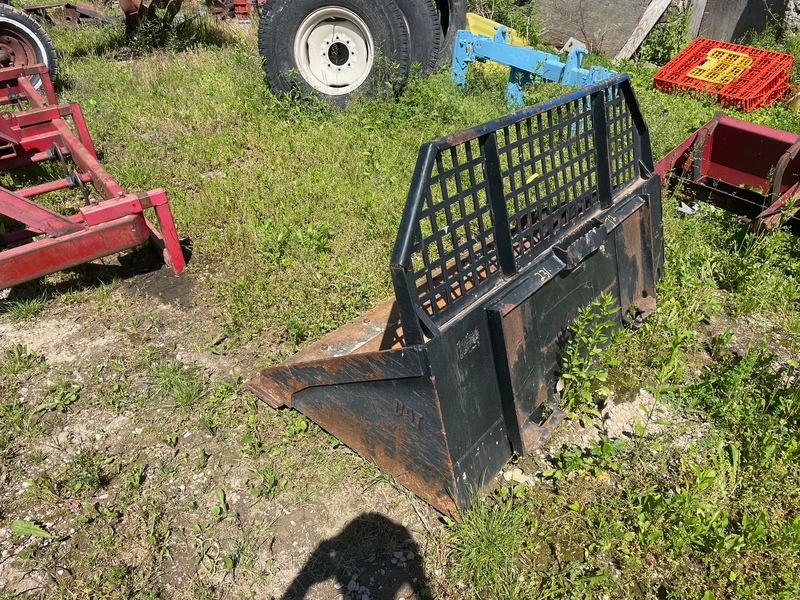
[498,94,598,266]
[407,139,502,322]
[608,89,637,190]
[391,76,648,341]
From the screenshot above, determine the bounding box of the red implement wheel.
[0,3,58,88]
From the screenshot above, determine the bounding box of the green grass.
[1,294,47,322]
[2,9,800,600]
[150,359,206,406]
[445,104,800,600]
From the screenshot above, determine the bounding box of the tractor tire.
[396,0,440,72]
[0,3,58,88]
[258,0,410,107]
[434,0,466,69]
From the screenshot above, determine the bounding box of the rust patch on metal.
[292,376,458,516]
[520,407,566,450]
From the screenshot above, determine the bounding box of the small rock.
[393,551,404,558]
[406,551,415,560]
[508,467,534,485]
[347,580,358,592]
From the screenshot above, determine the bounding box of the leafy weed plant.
[1,344,42,376]
[559,291,619,413]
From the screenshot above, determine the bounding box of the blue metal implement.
[451,27,617,107]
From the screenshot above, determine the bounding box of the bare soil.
[0,257,694,599]
[0,259,442,600]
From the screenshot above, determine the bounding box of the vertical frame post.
[591,90,613,208]
[481,132,517,277]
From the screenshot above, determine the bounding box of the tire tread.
[0,3,58,85]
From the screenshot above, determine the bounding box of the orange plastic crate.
[653,38,794,112]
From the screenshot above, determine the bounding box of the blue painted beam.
[451,27,617,107]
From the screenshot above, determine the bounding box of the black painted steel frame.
[391,74,656,344]
[248,74,663,514]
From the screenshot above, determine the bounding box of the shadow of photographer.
[281,512,430,600]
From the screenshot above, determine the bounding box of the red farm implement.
[655,113,800,234]
[0,64,185,291]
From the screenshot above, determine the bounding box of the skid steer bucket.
[655,113,800,233]
[247,74,664,514]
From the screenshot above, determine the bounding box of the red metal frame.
[231,0,265,21]
[232,0,249,20]
[0,64,185,290]
[655,112,800,233]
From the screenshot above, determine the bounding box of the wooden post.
[689,0,708,38]
[613,0,673,63]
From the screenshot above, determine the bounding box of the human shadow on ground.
[281,512,430,600]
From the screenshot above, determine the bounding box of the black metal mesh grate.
[395,77,644,332]
[607,85,637,190]
[408,139,502,320]
[497,94,599,268]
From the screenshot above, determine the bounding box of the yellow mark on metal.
[466,12,527,47]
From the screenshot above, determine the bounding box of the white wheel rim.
[0,16,47,89]
[294,7,374,96]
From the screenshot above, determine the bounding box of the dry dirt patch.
[0,268,443,599]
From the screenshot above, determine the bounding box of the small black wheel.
[0,3,58,88]
[258,0,410,107]
[434,0,466,69]
[396,0,440,72]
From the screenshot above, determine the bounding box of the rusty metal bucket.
[247,74,664,514]
[655,112,800,232]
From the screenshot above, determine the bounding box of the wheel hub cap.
[295,8,374,96]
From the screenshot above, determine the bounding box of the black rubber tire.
[396,0,440,72]
[258,0,410,107]
[0,3,58,88]
[434,0,466,69]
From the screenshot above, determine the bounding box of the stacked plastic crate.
[654,38,794,112]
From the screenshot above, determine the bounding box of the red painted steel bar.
[0,64,185,290]
[655,113,800,233]
[0,215,150,289]
[17,173,92,198]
